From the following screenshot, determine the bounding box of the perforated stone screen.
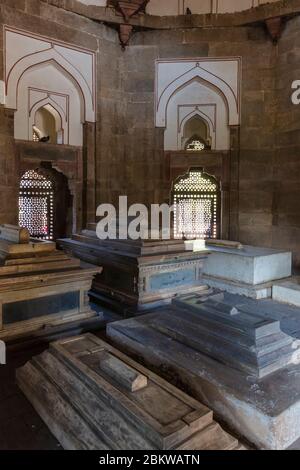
[19,170,54,240]
[173,169,219,240]
[186,140,205,151]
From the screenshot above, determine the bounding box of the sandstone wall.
[123,26,274,236]
[273,17,300,265]
[0,0,122,226]
[0,107,17,225]
[122,21,300,265]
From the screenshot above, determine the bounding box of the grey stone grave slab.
[197,243,292,299]
[16,334,243,450]
[107,293,300,449]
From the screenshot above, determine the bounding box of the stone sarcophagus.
[200,241,292,299]
[58,223,209,313]
[0,225,101,341]
[107,293,300,449]
[16,333,243,450]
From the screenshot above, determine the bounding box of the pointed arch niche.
[31,102,65,145]
[156,58,241,151]
[181,113,212,150]
[4,27,96,146]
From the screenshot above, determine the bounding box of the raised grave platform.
[58,223,209,313]
[273,277,300,308]
[17,334,243,450]
[0,225,101,341]
[198,242,292,299]
[107,292,300,449]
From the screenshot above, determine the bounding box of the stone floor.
[1,298,300,450]
[0,343,61,450]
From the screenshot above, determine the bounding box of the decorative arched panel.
[14,65,82,145]
[4,27,96,146]
[29,98,67,144]
[156,58,241,151]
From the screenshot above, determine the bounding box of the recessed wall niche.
[4,27,96,147]
[182,115,211,150]
[33,105,62,144]
[155,58,241,151]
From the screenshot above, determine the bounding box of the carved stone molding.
[108,1,150,48]
[119,24,134,48]
[265,16,284,44]
[109,0,149,22]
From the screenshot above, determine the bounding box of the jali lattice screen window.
[19,170,54,240]
[173,168,220,240]
[186,140,205,151]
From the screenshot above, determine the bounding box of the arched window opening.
[172,168,220,240]
[19,170,54,240]
[19,165,73,241]
[182,115,211,151]
[32,105,64,144]
[34,106,56,143]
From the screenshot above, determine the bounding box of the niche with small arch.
[182,115,211,151]
[32,104,64,144]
